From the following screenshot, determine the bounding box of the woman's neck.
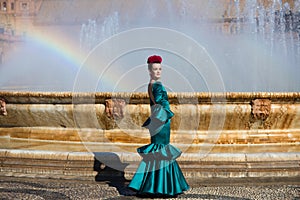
[150,78,160,83]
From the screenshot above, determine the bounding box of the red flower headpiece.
[147,55,162,64]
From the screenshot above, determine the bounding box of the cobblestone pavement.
[0,176,299,200]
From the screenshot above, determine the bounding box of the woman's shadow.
[93,152,136,196]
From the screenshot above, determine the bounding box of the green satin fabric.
[128,81,189,197]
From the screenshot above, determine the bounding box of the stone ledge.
[1,91,300,104]
[0,149,299,180]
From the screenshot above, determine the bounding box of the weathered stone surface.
[104,98,126,120]
[1,92,300,132]
[1,127,299,148]
[5,149,69,160]
[0,97,7,116]
[251,99,271,121]
[0,91,299,180]
[1,149,299,180]
[67,152,94,161]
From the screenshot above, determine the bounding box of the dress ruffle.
[137,143,181,161]
[129,143,189,196]
[142,104,174,135]
[129,159,189,196]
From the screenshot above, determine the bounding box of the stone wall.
[0,91,299,147]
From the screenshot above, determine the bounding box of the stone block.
[5,149,69,160]
[67,152,94,161]
[246,152,300,162]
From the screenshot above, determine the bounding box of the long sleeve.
[152,82,167,106]
[152,82,174,120]
[142,82,174,129]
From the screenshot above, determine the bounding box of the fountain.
[0,0,299,181]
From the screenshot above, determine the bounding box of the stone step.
[0,150,96,180]
[1,149,299,181]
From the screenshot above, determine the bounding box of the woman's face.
[149,63,162,80]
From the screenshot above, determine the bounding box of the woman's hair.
[148,63,154,71]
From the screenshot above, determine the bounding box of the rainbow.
[25,28,85,73]
[21,28,150,92]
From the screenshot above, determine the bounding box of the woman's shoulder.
[149,80,162,86]
[150,80,162,89]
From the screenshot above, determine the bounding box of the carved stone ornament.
[105,98,126,120]
[251,99,271,121]
[0,98,7,116]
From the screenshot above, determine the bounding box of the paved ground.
[0,176,299,200]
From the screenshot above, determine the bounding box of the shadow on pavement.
[93,152,136,196]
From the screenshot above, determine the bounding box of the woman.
[128,55,189,197]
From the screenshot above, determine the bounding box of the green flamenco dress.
[128,81,189,197]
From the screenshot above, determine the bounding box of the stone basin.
[0,91,299,180]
